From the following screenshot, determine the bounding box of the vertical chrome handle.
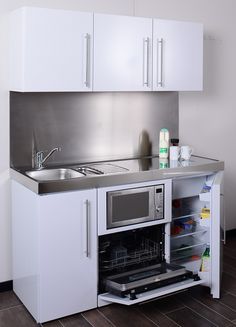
[221,194,226,244]
[83,33,90,88]
[84,199,90,257]
[143,37,149,87]
[223,214,226,245]
[157,38,163,87]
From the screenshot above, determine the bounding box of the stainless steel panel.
[10,92,178,169]
[10,157,224,195]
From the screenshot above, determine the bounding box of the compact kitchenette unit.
[9,6,224,325]
[11,158,224,323]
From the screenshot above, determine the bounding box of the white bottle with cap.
[159,128,169,159]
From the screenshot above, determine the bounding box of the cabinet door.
[94,14,152,91]
[38,189,97,322]
[211,171,224,298]
[10,7,93,92]
[153,19,203,91]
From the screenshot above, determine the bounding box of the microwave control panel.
[154,185,164,219]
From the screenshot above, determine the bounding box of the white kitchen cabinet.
[10,7,93,92]
[12,181,97,323]
[153,19,203,91]
[10,8,203,92]
[93,13,152,91]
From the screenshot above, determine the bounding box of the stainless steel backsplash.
[10,92,178,169]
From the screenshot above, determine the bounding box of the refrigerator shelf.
[170,246,205,263]
[171,241,207,254]
[172,212,201,221]
[171,226,208,239]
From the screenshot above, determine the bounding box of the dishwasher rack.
[100,238,161,271]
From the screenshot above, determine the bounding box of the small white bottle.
[159,128,169,159]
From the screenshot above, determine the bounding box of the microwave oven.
[98,179,172,235]
[107,185,164,229]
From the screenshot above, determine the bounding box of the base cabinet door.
[10,7,93,91]
[93,13,152,91]
[153,19,203,91]
[38,189,97,322]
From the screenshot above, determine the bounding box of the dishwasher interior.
[98,224,196,299]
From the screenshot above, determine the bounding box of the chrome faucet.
[35,147,61,169]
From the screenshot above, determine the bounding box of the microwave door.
[107,187,155,229]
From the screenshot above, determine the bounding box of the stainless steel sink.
[25,168,85,181]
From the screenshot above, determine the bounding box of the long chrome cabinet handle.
[157,38,163,87]
[223,214,226,245]
[221,193,226,244]
[83,33,90,88]
[84,199,90,257]
[143,37,150,87]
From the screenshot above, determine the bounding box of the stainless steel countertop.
[10,155,224,195]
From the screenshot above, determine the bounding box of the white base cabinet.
[12,181,97,323]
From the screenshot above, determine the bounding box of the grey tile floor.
[1,235,236,327]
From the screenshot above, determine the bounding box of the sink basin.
[25,168,85,181]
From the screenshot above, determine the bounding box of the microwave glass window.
[112,192,149,222]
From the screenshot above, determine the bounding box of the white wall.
[0,0,234,282]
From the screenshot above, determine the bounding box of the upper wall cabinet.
[10,7,93,92]
[93,14,153,92]
[10,8,203,92]
[153,19,203,91]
